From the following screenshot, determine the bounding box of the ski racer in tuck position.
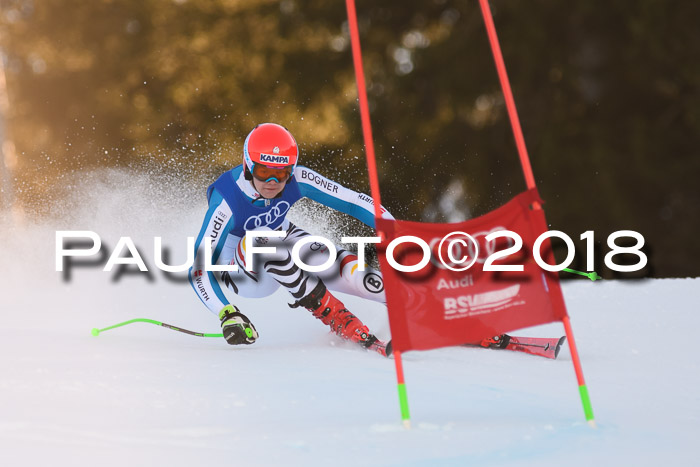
[188,123,394,356]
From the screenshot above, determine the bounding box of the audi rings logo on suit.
[243,201,291,230]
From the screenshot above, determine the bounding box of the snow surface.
[1,170,698,466]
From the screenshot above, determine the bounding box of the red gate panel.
[376,189,568,352]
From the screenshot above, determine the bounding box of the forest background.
[1,0,698,278]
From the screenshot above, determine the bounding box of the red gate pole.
[478,0,595,427]
[345,0,411,428]
[477,0,536,191]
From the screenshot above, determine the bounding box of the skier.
[188,123,393,356]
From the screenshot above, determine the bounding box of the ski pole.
[91,318,223,338]
[562,268,601,281]
[508,342,550,349]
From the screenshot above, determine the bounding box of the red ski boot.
[291,282,390,356]
[478,334,511,349]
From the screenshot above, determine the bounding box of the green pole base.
[579,384,595,427]
[397,383,411,428]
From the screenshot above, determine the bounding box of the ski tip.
[364,335,392,357]
[385,340,393,358]
[91,328,100,337]
[554,335,567,359]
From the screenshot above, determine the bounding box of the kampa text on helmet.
[259,153,290,164]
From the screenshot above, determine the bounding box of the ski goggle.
[252,164,293,183]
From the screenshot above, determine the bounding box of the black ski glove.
[219,305,258,345]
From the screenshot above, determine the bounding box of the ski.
[464,334,566,359]
[365,337,393,357]
[502,335,566,359]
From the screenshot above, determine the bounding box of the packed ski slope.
[1,170,698,466]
